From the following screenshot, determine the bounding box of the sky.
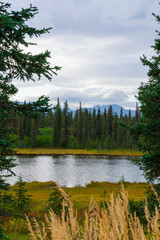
[7,0,158,109]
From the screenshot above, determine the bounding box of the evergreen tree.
[77,102,83,145]
[0,2,60,234]
[135,102,140,123]
[18,117,25,141]
[88,111,92,139]
[123,114,128,148]
[73,108,79,138]
[61,101,69,148]
[47,111,54,128]
[0,80,18,190]
[112,113,118,146]
[102,108,107,138]
[128,110,132,126]
[12,113,18,135]
[83,109,89,146]
[120,107,123,121]
[40,113,46,128]
[119,107,124,147]
[0,1,60,191]
[107,105,113,138]
[25,117,31,138]
[31,118,37,147]
[91,108,97,142]
[132,6,160,182]
[96,108,102,140]
[53,98,62,147]
[68,111,73,128]
[47,188,65,216]
[14,176,32,216]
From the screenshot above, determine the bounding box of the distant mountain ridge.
[71,104,135,117]
[17,101,135,117]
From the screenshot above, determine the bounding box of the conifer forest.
[11,100,140,150]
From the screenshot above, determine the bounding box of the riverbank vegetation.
[2,181,148,238]
[11,181,148,210]
[2,181,159,239]
[14,148,142,156]
[26,184,160,240]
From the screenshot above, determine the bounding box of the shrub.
[36,135,52,147]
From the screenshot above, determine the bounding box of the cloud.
[8,0,158,110]
[47,87,135,109]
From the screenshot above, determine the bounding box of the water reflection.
[7,155,146,187]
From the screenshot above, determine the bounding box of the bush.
[36,135,52,147]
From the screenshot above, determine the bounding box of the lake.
[6,155,146,187]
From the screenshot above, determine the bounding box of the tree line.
[11,99,140,150]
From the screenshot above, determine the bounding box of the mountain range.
[70,104,135,117]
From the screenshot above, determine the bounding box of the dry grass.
[14,148,142,156]
[26,184,160,240]
[10,181,147,211]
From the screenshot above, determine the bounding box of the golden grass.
[26,184,160,240]
[66,182,147,209]
[10,181,147,211]
[14,148,142,156]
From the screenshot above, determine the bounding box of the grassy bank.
[6,181,148,239]
[14,148,142,156]
[26,185,160,240]
[10,181,147,210]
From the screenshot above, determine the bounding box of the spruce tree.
[128,110,132,126]
[0,2,60,189]
[0,3,60,235]
[14,176,32,216]
[112,113,118,147]
[135,103,140,123]
[91,108,97,142]
[18,117,25,141]
[61,101,69,148]
[107,105,113,138]
[31,118,37,148]
[77,102,83,145]
[53,98,62,147]
[88,111,92,141]
[102,108,107,138]
[83,109,89,146]
[47,111,54,128]
[73,108,78,138]
[96,108,102,140]
[132,6,160,182]
[119,107,124,148]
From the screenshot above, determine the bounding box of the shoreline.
[13,148,142,157]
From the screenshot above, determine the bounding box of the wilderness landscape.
[0,1,160,239]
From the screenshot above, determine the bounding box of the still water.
[7,155,146,187]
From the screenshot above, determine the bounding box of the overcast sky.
[8,0,158,109]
